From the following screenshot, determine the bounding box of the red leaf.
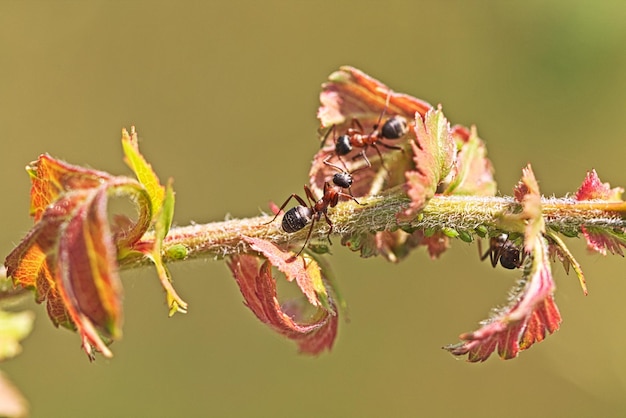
[312,66,430,200]
[243,236,328,306]
[6,190,96,331]
[5,154,152,359]
[27,154,114,222]
[317,66,431,129]
[575,170,624,201]
[580,226,625,256]
[56,188,123,352]
[227,254,338,355]
[574,171,626,256]
[445,236,561,362]
[401,106,457,220]
[519,295,561,349]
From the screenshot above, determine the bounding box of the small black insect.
[265,163,363,260]
[322,92,409,169]
[479,233,522,269]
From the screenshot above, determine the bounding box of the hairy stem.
[124,189,626,268]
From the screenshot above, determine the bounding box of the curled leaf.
[5,152,152,360]
[243,236,330,310]
[227,253,338,355]
[445,235,561,362]
[318,66,431,129]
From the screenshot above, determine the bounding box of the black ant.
[478,233,522,269]
[265,159,364,260]
[323,93,409,169]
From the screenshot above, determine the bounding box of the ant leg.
[319,125,336,149]
[478,239,486,260]
[373,89,392,129]
[324,154,369,176]
[303,185,320,207]
[292,218,317,259]
[351,118,364,132]
[489,249,499,268]
[371,145,390,172]
[478,239,498,267]
[337,191,365,206]
[352,150,373,169]
[323,154,351,176]
[321,212,333,246]
[478,239,496,265]
[323,155,345,173]
[379,142,405,152]
[263,193,308,225]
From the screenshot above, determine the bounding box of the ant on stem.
[478,233,523,269]
[322,91,409,170]
[265,158,365,261]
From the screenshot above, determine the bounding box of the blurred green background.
[2,1,626,417]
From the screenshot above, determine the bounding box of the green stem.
[123,190,626,268]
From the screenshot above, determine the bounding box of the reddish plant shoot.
[3,66,626,366]
[4,128,185,359]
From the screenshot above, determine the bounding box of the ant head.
[335,135,352,156]
[333,171,353,189]
[381,116,409,140]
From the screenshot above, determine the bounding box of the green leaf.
[122,127,165,215]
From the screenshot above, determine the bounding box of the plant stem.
[124,190,626,268]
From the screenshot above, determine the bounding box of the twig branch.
[121,189,626,268]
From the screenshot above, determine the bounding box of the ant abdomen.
[335,135,353,156]
[380,116,409,140]
[498,245,521,269]
[479,233,522,270]
[282,206,312,233]
[265,158,364,261]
